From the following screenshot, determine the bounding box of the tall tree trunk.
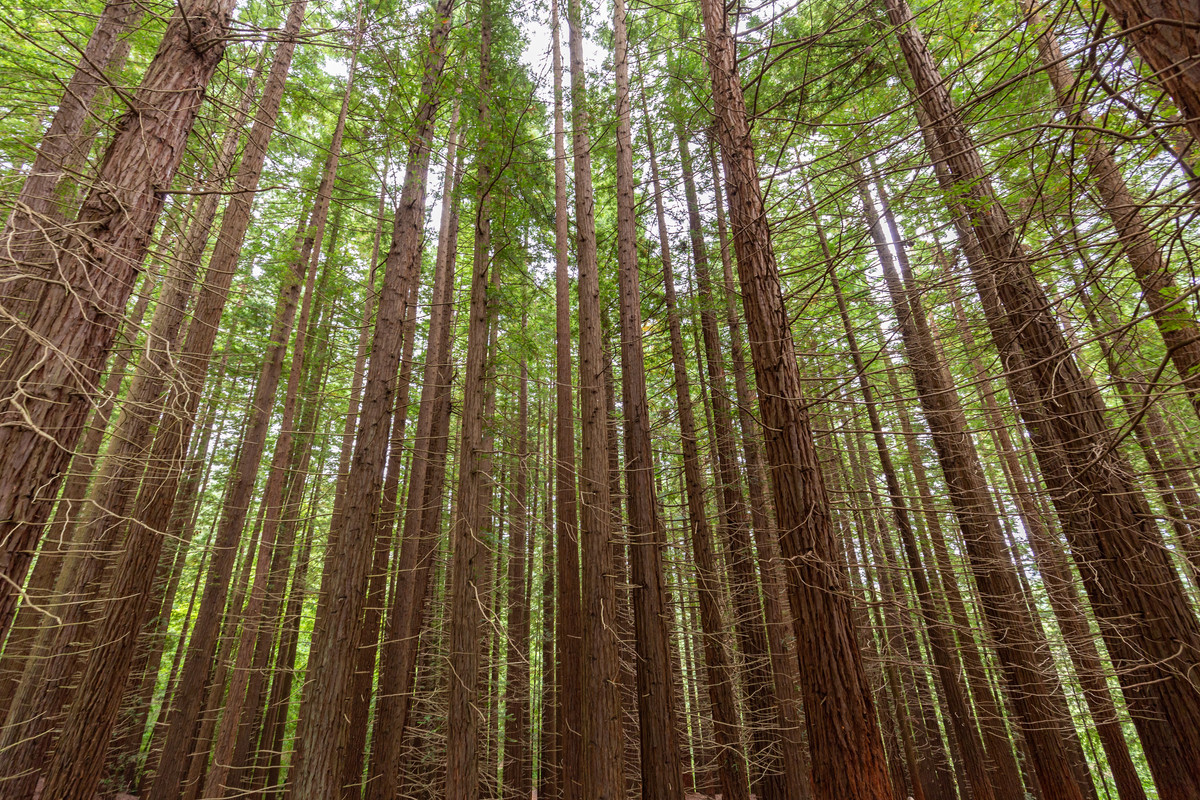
[444,4,496,795]
[503,348,533,800]
[364,104,463,800]
[0,10,310,794]
[887,2,1200,792]
[285,0,454,793]
[676,119,803,800]
[251,477,321,798]
[854,165,1091,800]
[696,0,894,796]
[0,0,237,638]
[701,136,810,800]
[566,0,627,791]
[1023,0,1200,419]
[539,412,558,800]
[549,2,583,795]
[646,114,750,800]
[1097,0,1200,144]
[611,5,686,796]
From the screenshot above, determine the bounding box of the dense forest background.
[1,0,1199,797]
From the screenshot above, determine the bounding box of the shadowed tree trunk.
[566,0,627,791]
[646,107,749,800]
[549,1,582,794]
[612,4,686,796]
[364,105,463,800]
[1097,0,1200,144]
[285,0,454,793]
[445,3,495,795]
[854,164,1092,800]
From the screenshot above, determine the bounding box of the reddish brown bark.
[889,1,1200,793]
[549,2,582,794]
[444,5,496,795]
[697,0,893,796]
[1,0,142,269]
[0,0,237,639]
[364,109,462,800]
[702,137,811,800]
[566,0,626,792]
[1098,0,1200,144]
[646,110,747,800]
[285,0,454,793]
[612,5,686,796]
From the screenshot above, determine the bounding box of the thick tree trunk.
[0,0,237,638]
[888,2,1200,793]
[696,0,893,796]
[702,138,810,800]
[942,261,1151,800]
[676,121,801,800]
[1097,0,1200,144]
[0,261,157,712]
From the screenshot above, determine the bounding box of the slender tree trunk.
[364,104,463,800]
[200,69,347,791]
[1023,0,1200,419]
[646,114,750,800]
[285,0,454,793]
[611,6,685,796]
[503,349,533,799]
[675,119,803,800]
[251,479,321,798]
[548,4,582,795]
[942,262,1151,800]
[825,243,1001,800]
[444,5,496,795]
[566,0,626,792]
[853,165,1090,800]
[539,412,558,800]
[146,204,314,800]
